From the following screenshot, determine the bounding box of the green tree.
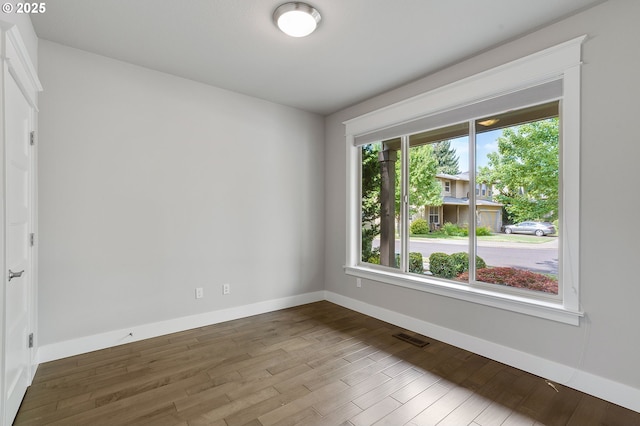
[396,144,442,216]
[433,140,460,175]
[361,143,443,262]
[361,144,381,262]
[478,118,559,223]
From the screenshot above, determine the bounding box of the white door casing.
[4,64,32,424]
[1,25,41,425]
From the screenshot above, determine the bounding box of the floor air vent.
[393,333,430,347]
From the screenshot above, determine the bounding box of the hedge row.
[410,219,493,236]
[367,250,424,274]
[429,252,486,279]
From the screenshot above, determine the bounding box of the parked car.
[504,221,556,237]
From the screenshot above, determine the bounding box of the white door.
[4,67,34,424]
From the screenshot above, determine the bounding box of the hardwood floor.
[15,302,639,425]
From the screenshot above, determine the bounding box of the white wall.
[325,0,640,410]
[38,41,325,346]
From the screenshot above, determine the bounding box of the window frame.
[344,37,585,325]
[428,206,439,225]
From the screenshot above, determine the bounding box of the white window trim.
[344,36,585,325]
[428,206,439,224]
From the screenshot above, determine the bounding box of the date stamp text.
[2,2,46,14]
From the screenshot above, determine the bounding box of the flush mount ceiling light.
[478,118,500,127]
[273,2,321,37]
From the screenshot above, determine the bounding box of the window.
[474,105,559,295]
[428,207,439,224]
[345,37,584,325]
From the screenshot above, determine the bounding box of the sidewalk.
[400,236,559,249]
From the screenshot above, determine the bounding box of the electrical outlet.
[356,278,362,288]
[195,287,204,299]
[223,283,230,295]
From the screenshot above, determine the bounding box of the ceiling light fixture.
[478,118,500,126]
[273,2,321,37]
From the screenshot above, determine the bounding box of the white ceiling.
[31,0,602,115]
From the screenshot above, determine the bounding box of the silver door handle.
[8,269,24,281]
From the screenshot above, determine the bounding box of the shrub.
[442,222,467,236]
[368,250,424,275]
[367,248,380,264]
[410,218,430,235]
[450,252,467,274]
[450,252,487,275]
[441,222,493,236]
[457,267,558,294]
[451,252,487,275]
[476,226,492,236]
[394,253,425,274]
[429,252,456,279]
[409,252,424,274]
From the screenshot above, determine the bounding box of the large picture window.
[345,37,584,324]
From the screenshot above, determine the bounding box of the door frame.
[0,23,42,423]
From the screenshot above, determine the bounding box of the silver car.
[504,221,556,237]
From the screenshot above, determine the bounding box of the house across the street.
[423,172,503,233]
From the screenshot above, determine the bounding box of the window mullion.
[400,136,410,272]
[468,121,477,283]
[348,37,585,323]
[350,139,361,267]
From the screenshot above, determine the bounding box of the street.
[374,237,558,275]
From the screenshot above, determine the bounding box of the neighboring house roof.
[436,172,468,181]
[436,172,502,207]
[442,196,502,207]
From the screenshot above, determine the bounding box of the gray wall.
[37,41,325,345]
[0,12,38,68]
[325,0,640,393]
[31,0,640,408]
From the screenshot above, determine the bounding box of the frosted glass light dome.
[273,3,321,37]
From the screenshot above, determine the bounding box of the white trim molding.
[37,291,325,363]
[343,36,585,324]
[33,289,640,413]
[345,266,582,325]
[325,291,640,414]
[344,36,585,137]
[1,22,42,425]
[1,25,42,109]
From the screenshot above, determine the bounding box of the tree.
[477,118,559,223]
[360,143,443,263]
[433,140,460,175]
[361,144,381,262]
[396,144,442,216]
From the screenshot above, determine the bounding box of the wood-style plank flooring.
[15,302,640,425]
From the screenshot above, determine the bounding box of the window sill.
[344,265,583,325]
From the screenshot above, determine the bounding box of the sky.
[450,129,502,172]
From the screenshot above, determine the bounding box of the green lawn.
[410,233,555,244]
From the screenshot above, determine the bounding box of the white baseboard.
[35,290,639,413]
[37,291,325,364]
[324,291,640,414]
